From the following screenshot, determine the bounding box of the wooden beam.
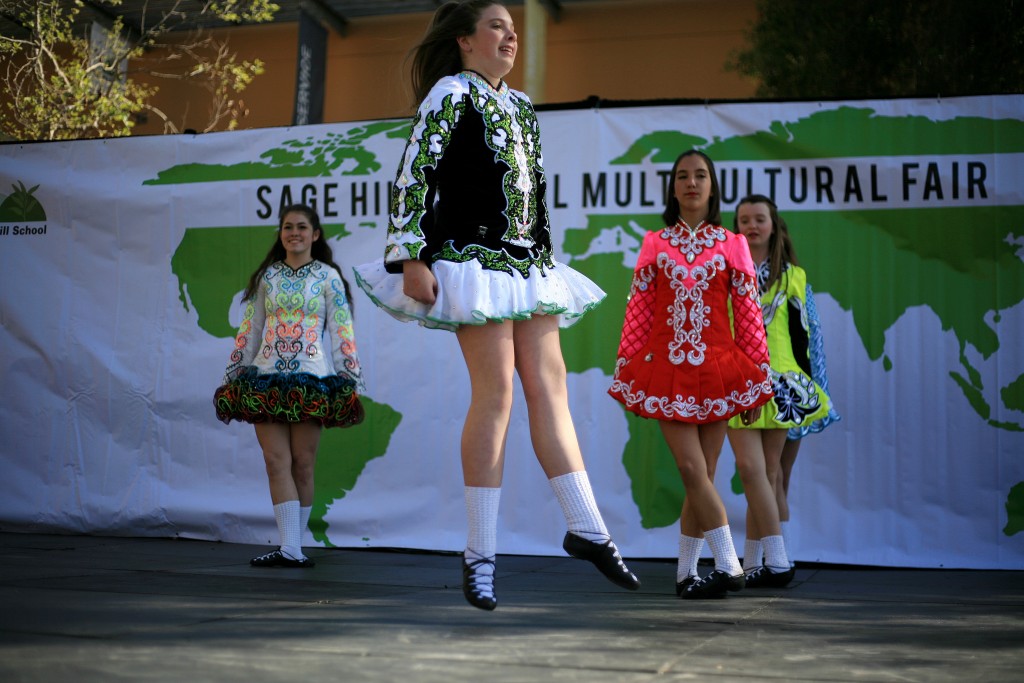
[78,0,143,44]
[539,0,563,23]
[0,10,31,39]
[300,0,349,37]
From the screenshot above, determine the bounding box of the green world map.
[160,109,1024,541]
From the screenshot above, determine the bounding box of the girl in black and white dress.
[355,0,638,610]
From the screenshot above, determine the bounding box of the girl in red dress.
[609,150,773,599]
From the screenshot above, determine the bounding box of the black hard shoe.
[744,565,795,589]
[462,557,497,611]
[562,532,640,591]
[249,549,315,568]
[675,575,697,597]
[680,569,745,599]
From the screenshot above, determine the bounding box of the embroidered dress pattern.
[728,261,836,431]
[354,71,605,331]
[386,73,547,273]
[788,284,841,437]
[609,221,773,423]
[214,260,365,427]
[387,90,465,263]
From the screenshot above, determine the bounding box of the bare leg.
[745,506,759,544]
[662,420,729,533]
[512,315,638,590]
[255,422,299,504]
[730,428,793,579]
[456,321,516,487]
[511,315,585,477]
[778,438,801,522]
[679,421,727,537]
[728,428,782,538]
[762,429,788,500]
[778,437,801,568]
[289,421,323,507]
[665,420,743,597]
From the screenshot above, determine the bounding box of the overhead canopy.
[0,0,582,39]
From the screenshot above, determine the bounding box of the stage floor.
[1,531,1021,682]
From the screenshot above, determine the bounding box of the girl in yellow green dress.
[727,194,834,588]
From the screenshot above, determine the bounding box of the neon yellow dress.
[728,261,832,430]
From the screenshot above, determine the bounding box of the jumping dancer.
[355,0,638,610]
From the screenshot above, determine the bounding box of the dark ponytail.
[408,1,503,105]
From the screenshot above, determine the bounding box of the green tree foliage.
[0,0,279,140]
[731,0,1024,98]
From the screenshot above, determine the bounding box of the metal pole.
[524,0,547,103]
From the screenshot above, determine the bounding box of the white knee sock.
[464,486,500,558]
[705,525,742,576]
[274,500,304,560]
[464,487,500,599]
[300,506,311,542]
[677,534,703,582]
[762,534,791,573]
[781,520,795,567]
[743,538,763,573]
[549,470,609,542]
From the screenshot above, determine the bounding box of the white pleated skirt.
[353,258,606,332]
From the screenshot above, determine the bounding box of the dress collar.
[661,220,724,263]
[278,259,316,275]
[461,69,508,97]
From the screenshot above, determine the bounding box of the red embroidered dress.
[608,220,773,423]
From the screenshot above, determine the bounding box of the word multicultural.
[253,158,991,221]
[559,160,989,210]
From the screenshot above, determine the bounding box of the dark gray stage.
[1,532,1020,682]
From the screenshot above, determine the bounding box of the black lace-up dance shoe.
[744,565,795,589]
[562,532,641,591]
[249,549,315,568]
[675,575,697,597]
[680,569,744,599]
[462,556,497,611]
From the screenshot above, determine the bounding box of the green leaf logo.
[0,181,46,222]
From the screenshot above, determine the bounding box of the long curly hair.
[241,204,353,309]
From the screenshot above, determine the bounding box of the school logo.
[0,181,48,237]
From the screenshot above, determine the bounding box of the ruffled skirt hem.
[214,367,364,428]
[787,411,842,439]
[728,369,834,430]
[608,353,774,424]
[353,258,605,332]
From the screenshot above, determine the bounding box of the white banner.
[2,95,1023,569]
